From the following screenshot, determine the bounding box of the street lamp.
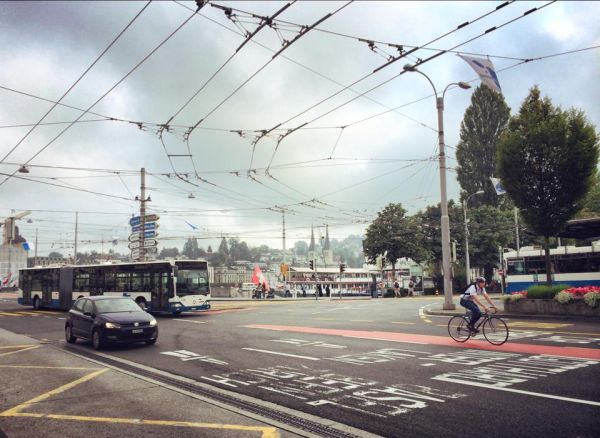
[404,64,471,310]
[463,190,484,283]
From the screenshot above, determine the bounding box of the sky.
[1,1,599,258]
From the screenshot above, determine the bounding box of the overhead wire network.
[5,0,591,251]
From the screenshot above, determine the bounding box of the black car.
[65,296,158,350]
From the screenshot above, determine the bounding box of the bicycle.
[447,308,509,345]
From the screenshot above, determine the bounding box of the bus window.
[116,272,129,292]
[74,269,90,292]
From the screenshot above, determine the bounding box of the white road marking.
[174,319,207,324]
[421,363,436,367]
[242,348,320,361]
[435,378,600,407]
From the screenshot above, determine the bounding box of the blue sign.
[131,222,158,232]
[129,216,141,227]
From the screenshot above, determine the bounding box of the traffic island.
[504,299,600,317]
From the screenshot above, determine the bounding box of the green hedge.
[526,284,570,299]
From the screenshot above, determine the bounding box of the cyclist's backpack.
[462,282,476,297]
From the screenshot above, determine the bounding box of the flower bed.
[503,285,600,316]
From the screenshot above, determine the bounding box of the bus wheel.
[65,324,76,344]
[33,296,41,310]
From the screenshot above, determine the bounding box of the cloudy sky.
[1,0,599,257]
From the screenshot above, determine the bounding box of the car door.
[69,298,85,336]
[80,299,95,339]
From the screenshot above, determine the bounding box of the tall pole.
[282,211,290,297]
[404,65,470,310]
[34,228,38,260]
[74,211,78,265]
[463,201,471,284]
[514,207,520,256]
[436,95,455,310]
[140,167,146,262]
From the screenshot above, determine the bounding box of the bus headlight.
[149,319,157,326]
[105,322,121,329]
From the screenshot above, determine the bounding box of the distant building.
[0,243,27,287]
[27,255,67,267]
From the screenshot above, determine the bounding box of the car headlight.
[105,322,121,329]
[149,319,157,327]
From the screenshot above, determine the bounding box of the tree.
[456,85,511,208]
[468,206,514,280]
[182,238,200,259]
[159,247,180,259]
[497,87,599,285]
[579,171,600,217]
[294,241,308,256]
[363,203,426,280]
[217,237,229,265]
[48,251,64,259]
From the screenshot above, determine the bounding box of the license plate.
[132,329,143,334]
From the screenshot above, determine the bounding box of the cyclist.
[460,276,496,332]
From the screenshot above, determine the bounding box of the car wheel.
[65,324,76,344]
[92,329,104,350]
[145,339,157,345]
[33,296,40,310]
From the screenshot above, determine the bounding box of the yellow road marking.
[0,345,39,357]
[8,413,279,437]
[350,320,373,322]
[0,345,36,349]
[0,369,108,416]
[0,365,100,370]
[15,311,41,316]
[0,368,279,437]
[0,312,20,317]
[508,322,573,329]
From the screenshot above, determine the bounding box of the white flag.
[458,54,502,94]
[490,177,506,195]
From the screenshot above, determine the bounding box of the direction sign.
[128,241,140,250]
[130,249,140,259]
[131,222,159,233]
[129,214,160,227]
[143,239,157,248]
[129,230,158,241]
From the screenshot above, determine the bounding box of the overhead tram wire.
[0,1,210,189]
[157,1,297,180]
[260,1,516,171]
[264,1,556,169]
[0,1,152,166]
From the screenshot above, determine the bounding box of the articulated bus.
[18,260,210,314]
[504,244,600,293]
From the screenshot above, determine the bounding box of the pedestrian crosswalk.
[0,310,60,317]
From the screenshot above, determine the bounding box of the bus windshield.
[176,269,209,296]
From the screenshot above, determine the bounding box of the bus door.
[150,272,170,312]
[41,271,53,306]
[21,272,32,305]
[59,268,74,310]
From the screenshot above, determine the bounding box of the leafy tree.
[363,203,426,279]
[294,241,308,256]
[456,85,511,208]
[497,87,599,285]
[579,171,600,217]
[182,237,199,259]
[158,247,180,259]
[229,238,251,261]
[48,251,64,259]
[468,206,514,280]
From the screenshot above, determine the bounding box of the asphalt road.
[0,296,599,437]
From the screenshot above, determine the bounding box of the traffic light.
[309,260,314,270]
[340,263,346,273]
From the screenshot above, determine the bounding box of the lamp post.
[463,190,484,284]
[404,64,471,310]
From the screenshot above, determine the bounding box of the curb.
[423,307,599,321]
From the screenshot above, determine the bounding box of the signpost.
[129,230,158,242]
[129,209,160,261]
[129,214,160,227]
[131,222,159,233]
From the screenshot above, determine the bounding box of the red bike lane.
[244,324,600,360]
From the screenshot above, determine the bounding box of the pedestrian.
[394,279,401,298]
[301,285,306,297]
[408,278,415,297]
[261,282,267,299]
[325,284,330,297]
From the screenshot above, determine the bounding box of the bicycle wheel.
[483,317,509,345]
[448,316,471,342]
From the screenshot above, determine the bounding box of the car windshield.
[94,298,142,313]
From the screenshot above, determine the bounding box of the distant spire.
[308,225,315,252]
[324,224,331,250]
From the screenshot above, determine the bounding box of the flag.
[490,177,506,195]
[458,54,502,94]
[22,242,33,251]
[111,236,119,246]
[251,265,269,289]
[185,220,198,230]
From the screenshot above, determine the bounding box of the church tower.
[323,225,333,266]
[308,225,316,263]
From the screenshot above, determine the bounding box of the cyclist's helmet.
[475,276,485,283]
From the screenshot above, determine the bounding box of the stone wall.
[504,299,600,317]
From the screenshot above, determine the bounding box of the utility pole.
[136,168,149,262]
[34,228,38,260]
[73,211,78,265]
